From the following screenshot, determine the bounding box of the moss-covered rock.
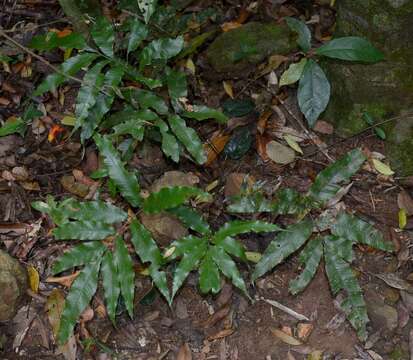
[206,22,296,77]
[324,0,413,175]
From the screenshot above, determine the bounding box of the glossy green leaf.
[171,236,208,299]
[273,188,314,215]
[81,66,125,141]
[143,186,209,213]
[199,249,221,294]
[94,134,141,207]
[289,237,323,295]
[155,119,180,162]
[279,58,307,87]
[316,37,384,63]
[182,105,228,124]
[74,61,107,132]
[53,221,115,240]
[215,236,246,262]
[223,127,252,160]
[123,88,169,114]
[34,53,98,96]
[168,115,206,164]
[0,117,26,137]
[222,99,255,117]
[101,251,120,324]
[309,148,366,203]
[58,259,102,344]
[29,31,86,50]
[168,206,210,234]
[227,191,274,213]
[91,16,115,57]
[112,121,146,140]
[178,30,216,59]
[324,240,369,341]
[374,127,386,140]
[331,211,394,252]
[210,245,249,298]
[52,241,107,275]
[167,69,187,101]
[285,17,312,52]
[138,0,157,23]
[213,220,279,243]
[139,36,184,68]
[122,62,162,89]
[252,219,313,281]
[129,220,170,302]
[104,107,159,128]
[127,18,148,54]
[114,237,135,318]
[297,59,330,127]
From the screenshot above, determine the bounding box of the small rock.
[365,287,398,331]
[0,250,27,321]
[224,173,255,198]
[266,140,296,164]
[150,171,199,193]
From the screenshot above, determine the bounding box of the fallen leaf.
[205,134,230,166]
[60,175,89,198]
[313,120,333,134]
[186,58,195,74]
[46,288,65,338]
[201,306,231,328]
[375,273,413,292]
[256,134,271,162]
[271,328,302,346]
[284,134,303,154]
[61,116,76,126]
[46,271,80,288]
[279,58,307,87]
[397,190,413,215]
[20,181,40,191]
[221,21,243,32]
[72,169,96,187]
[177,343,192,360]
[372,159,394,176]
[399,209,407,229]
[245,251,262,263]
[257,110,272,135]
[27,265,39,293]
[224,173,254,197]
[223,81,234,98]
[150,171,199,192]
[207,328,234,340]
[308,350,323,360]
[258,55,288,76]
[297,323,313,341]
[266,140,296,164]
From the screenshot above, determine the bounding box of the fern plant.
[30,3,226,164]
[228,148,394,340]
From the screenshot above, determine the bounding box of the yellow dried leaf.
[64,48,73,61]
[46,288,65,338]
[271,328,302,346]
[284,134,303,154]
[61,115,76,126]
[27,265,40,293]
[245,251,262,263]
[399,208,407,229]
[223,81,234,98]
[186,58,195,74]
[372,159,394,176]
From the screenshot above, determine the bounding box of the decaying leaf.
[266,140,296,164]
[372,159,394,176]
[271,328,302,345]
[27,265,39,293]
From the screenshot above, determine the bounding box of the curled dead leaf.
[46,271,80,288]
[205,134,230,166]
[177,343,192,360]
[271,328,302,346]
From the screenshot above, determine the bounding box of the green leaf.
[168,115,206,164]
[167,69,187,102]
[324,239,369,341]
[138,0,157,23]
[53,221,115,240]
[101,251,120,324]
[129,220,170,302]
[199,249,221,294]
[374,127,386,140]
[316,37,384,63]
[52,241,107,275]
[155,119,180,162]
[182,105,228,124]
[81,66,125,141]
[331,211,394,252]
[139,36,184,68]
[289,237,323,295]
[91,16,115,57]
[273,188,314,215]
[94,134,141,207]
[177,30,216,59]
[123,88,169,115]
[0,117,26,137]
[113,237,135,318]
[210,245,249,298]
[223,127,252,160]
[127,18,148,54]
[34,53,98,96]
[143,186,208,213]
[222,99,255,117]
[252,219,313,281]
[279,58,307,87]
[104,107,159,128]
[171,236,208,299]
[167,206,210,234]
[213,220,279,243]
[227,192,274,213]
[297,59,330,127]
[29,31,86,50]
[58,259,102,344]
[309,148,366,203]
[215,236,247,262]
[285,17,312,52]
[74,60,107,133]
[112,121,146,140]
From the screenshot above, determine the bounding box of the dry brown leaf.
[60,175,89,198]
[224,173,254,198]
[271,328,302,346]
[0,97,11,106]
[297,323,313,341]
[313,120,334,134]
[177,343,192,360]
[205,134,230,166]
[46,271,80,288]
[256,134,271,162]
[12,166,29,181]
[20,181,40,191]
[266,140,296,164]
[257,110,272,135]
[150,171,199,192]
[201,305,231,328]
[207,328,234,341]
[221,22,243,32]
[397,190,413,216]
[223,81,234,98]
[258,55,288,76]
[72,169,97,187]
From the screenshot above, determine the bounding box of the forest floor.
[0,1,412,359]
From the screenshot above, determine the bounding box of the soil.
[1,1,413,360]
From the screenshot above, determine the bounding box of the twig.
[259,296,310,321]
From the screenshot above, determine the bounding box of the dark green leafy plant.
[30,3,226,164]
[228,149,394,340]
[281,17,384,127]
